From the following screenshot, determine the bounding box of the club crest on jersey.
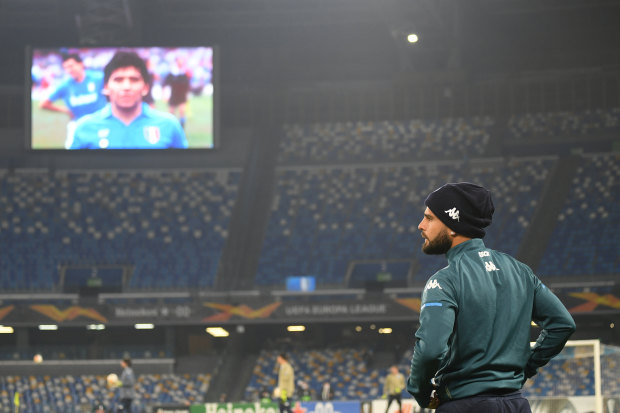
[425,279,442,290]
[144,126,161,144]
[445,207,460,221]
[88,82,95,92]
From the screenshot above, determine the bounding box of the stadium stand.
[522,344,620,397]
[0,169,240,291]
[538,153,620,276]
[256,157,554,286]
[245,348,380,401]
[507,107,620,139]
[278,116,494,164]
[0,346,172,361]
[0,373,210,413]
[246,345,620,401]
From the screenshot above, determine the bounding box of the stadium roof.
[1,0,620,84]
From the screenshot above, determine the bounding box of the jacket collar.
[446,238,485,262]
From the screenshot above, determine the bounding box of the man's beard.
[422,228,452,255]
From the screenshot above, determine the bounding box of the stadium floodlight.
[86,324,105,331]
[0,325,14,334]
[134,323,155,330]
[287,325,306,332]
[206,327,229,337]
[407,33,419,43]
[39,325,58,331]
[378,328,393,334]
[355,326,362,332]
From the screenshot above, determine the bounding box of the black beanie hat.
[424,182,494,239]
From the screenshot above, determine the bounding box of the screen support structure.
[75,0,138,46]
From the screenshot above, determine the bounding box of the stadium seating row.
[522,344,620,397]
[508,108,620,139]
[277,108,620,164]
[278,116,494,164]
[0,152,617,291]
[256,157,553,286]
[245,348,383,401]
[245,345,620,401]
[0,346,172,361]
[1,345,617,412]
[0,169,240,291]
[0,373,210,413]
[538,153,620,276]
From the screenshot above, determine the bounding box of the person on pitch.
[117,357,136,412]
[275,353,295,413]
[408,182,575,412]
[383,365,405,413]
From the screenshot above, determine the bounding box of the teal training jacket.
[407,238,576,408]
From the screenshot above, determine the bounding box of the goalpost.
[565,340,603,413]
[525,338,619,413]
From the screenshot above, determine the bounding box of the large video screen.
[29,46,216,150]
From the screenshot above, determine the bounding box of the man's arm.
[39,99,73,118]
[407,296,456,407]
[39,83,74,118]
[525,281,576,380]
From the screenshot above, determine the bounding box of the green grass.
[31,94,213,149]
[31,101,72,149]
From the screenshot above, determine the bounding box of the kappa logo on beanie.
[444,207,460,221]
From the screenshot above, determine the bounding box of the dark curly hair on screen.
[104,51,150,86]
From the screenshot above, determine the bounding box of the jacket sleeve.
[525,279,576,380]
[120,368,135,388]
[407,275,457,408]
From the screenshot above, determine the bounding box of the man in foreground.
[408,182,576,412]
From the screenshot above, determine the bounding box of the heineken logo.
[205,403,278,413]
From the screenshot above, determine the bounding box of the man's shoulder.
[487,248,531,271]
[75,108,108,128]
[429,264,455,282]
[422,267,454,295]
[144,106,180,125]
[49,78,71,95]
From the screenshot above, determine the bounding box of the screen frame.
[25,45,220,152]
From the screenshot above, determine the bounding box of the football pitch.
[30,94,214,149]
